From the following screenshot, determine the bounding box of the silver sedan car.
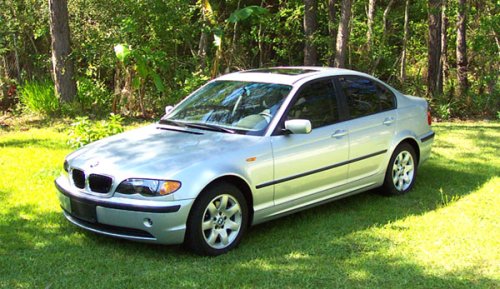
[56,67,435,255]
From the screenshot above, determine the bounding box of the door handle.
[383,117,395,125]
[331,129,348,138]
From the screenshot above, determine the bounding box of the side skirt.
[251,181,382,226]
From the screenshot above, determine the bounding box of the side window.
[287,79,338,128]
[376,83,396,111]
[338,76,396,118]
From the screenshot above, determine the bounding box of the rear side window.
[337,76,396,119]
[287,79,338,128]
[377,82,397,111]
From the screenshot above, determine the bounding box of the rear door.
[335,75,397,183]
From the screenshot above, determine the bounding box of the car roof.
[217,66,369,86]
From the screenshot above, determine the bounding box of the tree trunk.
[334,0,352,68]
[382,0,395,37]
[371,0,394,73]
[440,0,449,93]
[456,0,468,99]
[12,33,21,83]
[327,0,337,66]
[198,32,208,69]
[400,0,409,84]
[48,0,77,103]
[427,0,442,98]
[304,0,318,66]
[258,0,266,67]
[198,5,209,70]
[228,0,241,70]
[366,0,376,51]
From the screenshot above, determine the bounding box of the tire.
[381,143,417,196]
[185,182,248,256]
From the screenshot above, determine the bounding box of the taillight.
[427,110,432,125]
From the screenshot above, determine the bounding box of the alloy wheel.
[202,194,243,249]
[391,150,415,191]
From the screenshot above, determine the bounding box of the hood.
[66,124,263,179]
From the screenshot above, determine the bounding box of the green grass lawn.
[0,120,498,289]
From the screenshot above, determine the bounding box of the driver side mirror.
[284,119,312,134]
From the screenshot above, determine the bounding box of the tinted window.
[287,79,338,128]
[337,76,396,118]
[377,82,396,111]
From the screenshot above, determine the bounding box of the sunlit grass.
[0,121,498,288]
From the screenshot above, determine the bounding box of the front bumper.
[55,176,194,245]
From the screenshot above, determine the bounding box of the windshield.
[162,81,292,135]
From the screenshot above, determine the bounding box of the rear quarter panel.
[392,93,433,165]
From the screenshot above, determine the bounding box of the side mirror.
[284,119,312,134]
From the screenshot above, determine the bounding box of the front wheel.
[185,183,248,256]
[381,143,417,196]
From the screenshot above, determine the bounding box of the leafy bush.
[77,77,113,113]
[436,103,451,120]
[163,71,210,109]
[19,81,59,115]
[68,113,124,148]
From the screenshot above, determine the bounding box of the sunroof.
[243,68,318,75]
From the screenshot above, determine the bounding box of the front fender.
[171,138,275,209]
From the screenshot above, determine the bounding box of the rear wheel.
[382,143,417,195]
[185,183,248,256]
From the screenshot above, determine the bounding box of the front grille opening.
[89,174,113,193]
[72,169,85,189]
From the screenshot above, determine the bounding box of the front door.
[269,78,349,209]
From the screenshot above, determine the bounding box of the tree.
[0,0,497,119]
[327,0,337,66]
[334,0,352,68]
[371,0,394,72]
[400,0,410,83]
[303,0,318,66]
[48,0,77,102]
[427,0,442,98]
[366,0,376,51]
[440,0,449,93]
[456,0,468,98]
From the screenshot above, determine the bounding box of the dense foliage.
[0,0,498,119]
[67,113,124,148]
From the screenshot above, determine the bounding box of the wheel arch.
[391,129,421,166]
[397,138,420,165]
[202,175,254,227]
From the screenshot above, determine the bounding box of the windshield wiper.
[159,119,186,127]
[184,122,235,134]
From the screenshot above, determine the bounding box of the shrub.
[436,103,451,120]
[68,113,124,148]
[77,77,113,114]
[19,81,59,115]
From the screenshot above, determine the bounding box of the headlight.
[115,179,181,197]
[63,160,69,172]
